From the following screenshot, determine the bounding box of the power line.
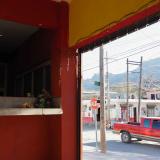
[82,42,160,72]
[109,40,160,59]
[83,39,160,68]
[108,43,160,64]
[83,39,160,69]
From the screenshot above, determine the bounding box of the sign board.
[94,81,100,86]
[91,98,97,110]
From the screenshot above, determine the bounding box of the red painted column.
[50,1,79,160]
[52,2,79,160]
[61,49,78,160]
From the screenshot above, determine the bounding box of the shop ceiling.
[0,0,159,50]
[0,20,37,55]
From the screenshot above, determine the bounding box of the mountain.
[83,58,160,91]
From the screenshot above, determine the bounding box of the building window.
[24,73,32,96]
[144,119,150,128]
[34,68,44,97]
[45,65,51,93]
[156,94,160,100]
[147,106,155,117]
[15,63,51,97]
[15,77,23,97]
[0,63,7,96]
[151,94,155,100]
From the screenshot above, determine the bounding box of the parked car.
[113,117,160,143]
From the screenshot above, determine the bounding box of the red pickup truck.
[113,117,160,143]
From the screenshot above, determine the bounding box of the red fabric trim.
[73,3,160,49]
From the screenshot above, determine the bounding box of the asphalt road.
[83,128,160,160]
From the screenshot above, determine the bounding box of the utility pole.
[126,57,143,122]
[126,58,129,121]
[106,51,110,127]
[138,57,143,123]
[99,45,106,153]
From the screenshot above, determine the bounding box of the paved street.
[83,128,160,160]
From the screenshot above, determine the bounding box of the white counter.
[0,108,63,116]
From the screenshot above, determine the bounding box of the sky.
[82,21,160,79]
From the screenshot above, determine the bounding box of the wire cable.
[82,43,160,72]
[109,40,160,59]
[83,39,160,70]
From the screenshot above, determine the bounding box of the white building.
[82,97,160,123]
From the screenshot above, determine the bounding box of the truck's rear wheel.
[121,132,131,143]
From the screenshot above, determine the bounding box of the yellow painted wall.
[69,0,159,47]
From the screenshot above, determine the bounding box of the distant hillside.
[83,57,160,91]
